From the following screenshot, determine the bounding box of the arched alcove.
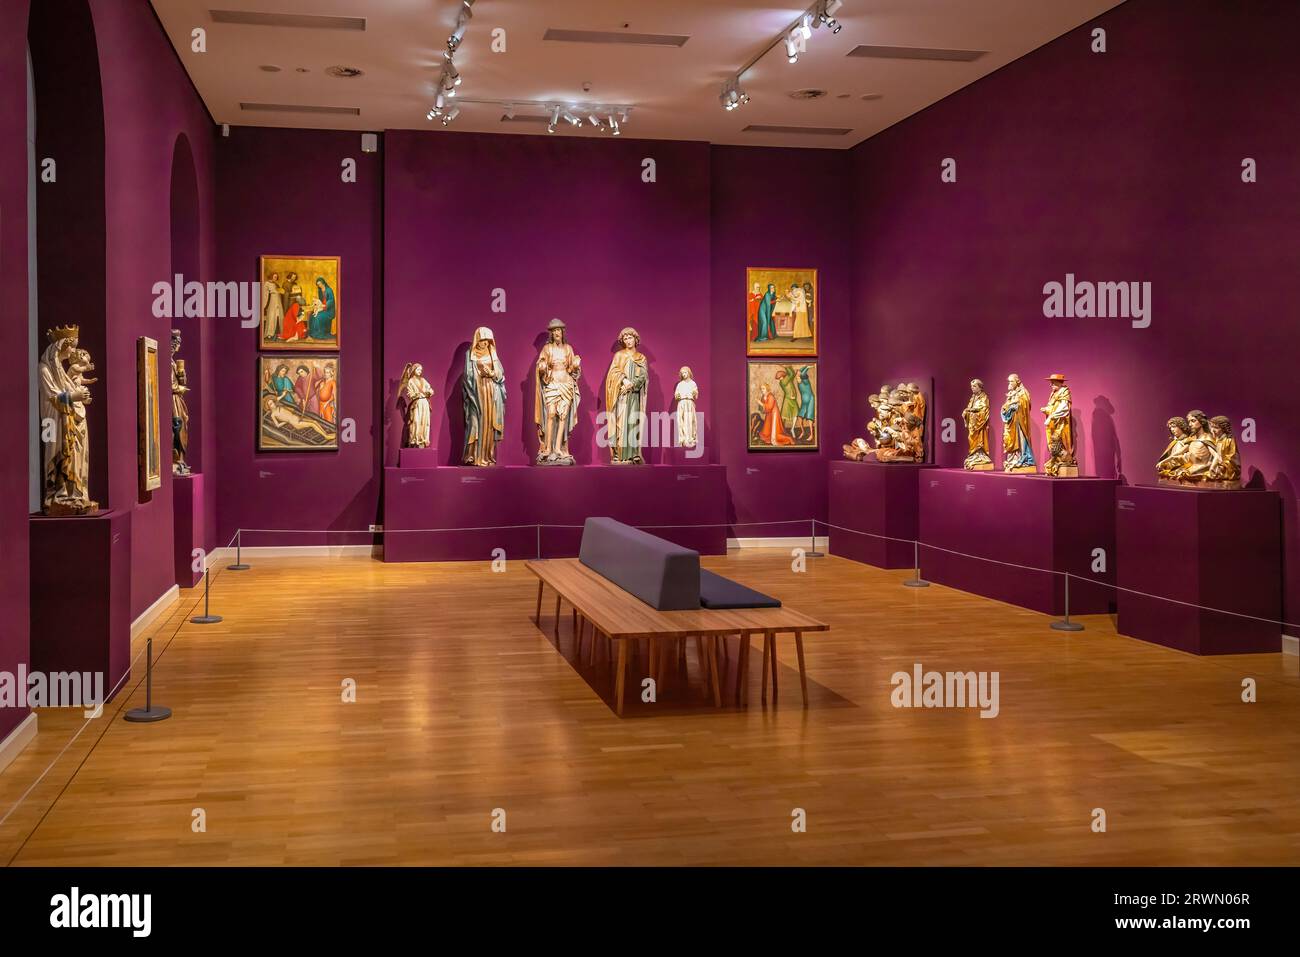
[28,0,107,505]
[169,133,203,474]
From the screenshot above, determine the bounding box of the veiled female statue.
[38,325,98,515]
[462,327,506,466]
[603,327,648,464]
[1040,373,1078,476]
[171,330,191,475]
[1001,373,1035,472]
[399,361,435,448]
[534,318,581,465]
[961,378,993,470]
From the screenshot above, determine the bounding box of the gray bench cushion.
[699,569,781,609]
[578,517,701,610]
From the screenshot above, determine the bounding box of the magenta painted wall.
[849,0,1300,632]
[709,146,851,537]
[384,131,713,469]
[91,0,217,617]
[213,127,383,545]
[0,0,33,744]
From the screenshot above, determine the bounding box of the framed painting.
[258,255,340,351]
[259,355,340,451]
[746,267,818,357]
[137,336,162,494]
[747,360,818,451]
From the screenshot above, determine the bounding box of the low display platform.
[827,460,935,568]
[1116,484,1281,654]
[397,446,440,469]
[917,469,1119,615]
[384,464,727,562]
[172,472,205,588]
[30,508,132,702]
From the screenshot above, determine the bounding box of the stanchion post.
[536,524,541,560]
[903,540,930,588]
[227,528,250,571]
[806,518,825,558]
[124,637,172,723]
[1051,572,1085,632]
[191,568,223,625]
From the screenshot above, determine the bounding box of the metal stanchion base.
[226,563,250,571]
[191,614,223,624]
[903,579,930,588]
[124,705,172,723]
[806,550,825,558]
[1051,620,1085,632]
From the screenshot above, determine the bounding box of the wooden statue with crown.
[38,324,98,515]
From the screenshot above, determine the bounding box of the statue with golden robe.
[38,325,98,515]
[534,318,581,465]
[603,327,648,464]
[170,330,191,475]
[843,382,927,462]
[961,378,993,470]
[1000,373,1035,473]
[1040,373,1078,477]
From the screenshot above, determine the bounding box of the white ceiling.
[150,0,1124,149]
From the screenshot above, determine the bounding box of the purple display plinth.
[1116,485,1281,655]
[29,509,132,702]
[398,446,440,469]
[383,464,728,562]
[918,469,1118,615]
[828,460,935,568]
[172,472,204,588]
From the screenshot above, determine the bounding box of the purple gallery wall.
[92,0,218,619]
[849,0,1300,633]
[0,0,33,744]
[383,131,713,470]
[212,127,383,546]
[709,146,851,537]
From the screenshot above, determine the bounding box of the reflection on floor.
[2,549,1297,866]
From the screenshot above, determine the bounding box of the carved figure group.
[843,382,927,462]
[1157,410,1240,485]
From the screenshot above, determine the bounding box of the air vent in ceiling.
[325,65,365,79]
[847,45,986,62]
[240,102,361,116]
[742,124,851,136]
[210,10,366,31]
[788,89,828,100]
[543,28,688,47]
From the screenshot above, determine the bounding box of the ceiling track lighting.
[725,0,848,107]
[430,97,634,134]
[428,0,476,125]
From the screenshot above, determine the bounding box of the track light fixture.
[722,1,847,110]
[547,105,561,133]
[428,1,475,124]
[447,1,473,52]
[719,77,750,111]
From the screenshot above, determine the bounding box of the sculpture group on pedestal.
[38,325,98,515]
[398,361,435,449]
[842,382,927,462]
[1157,409,1240,486]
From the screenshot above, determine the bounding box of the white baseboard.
[0,712,38,775]
[728,536,829,550]
[1283,635,1298,656]
[131,584,179,638]
[209,544,379,561]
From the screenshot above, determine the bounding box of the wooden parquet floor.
[2,550,1297,866]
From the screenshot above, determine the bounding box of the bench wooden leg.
[735,634,751,706]
[794,630,808,708]
[708,636,722,707]
[761,632,771,705]
[574,614,584,659]
[615,640,629,716]
[534,579,544,624]
[769,632,779,703]
[553,594,561,637]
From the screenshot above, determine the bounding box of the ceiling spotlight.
[785,32,800,63]
[610,116,620,135]
[618,108,630,123]
[588,113,603,128]
[547,105,561,133]
[503,103,515,119]
[562,110,581,126]
[426,108,437,121]
[826,0,843,15]
[441,105,460,126]
[435,92,447,110]
[799,14,813,39]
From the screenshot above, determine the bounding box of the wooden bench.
[527,558,829,715]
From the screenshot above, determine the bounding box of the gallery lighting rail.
[450,98,636,135]
[719,0,844,111]
[427,0,476,125]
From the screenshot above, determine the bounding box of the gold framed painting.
[746,267,818,357]
[258,255,340,351]
[259,355,340,451]
[747,360,818,451]
[137,336,162,493]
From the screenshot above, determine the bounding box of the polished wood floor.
[2,549,1298,866]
